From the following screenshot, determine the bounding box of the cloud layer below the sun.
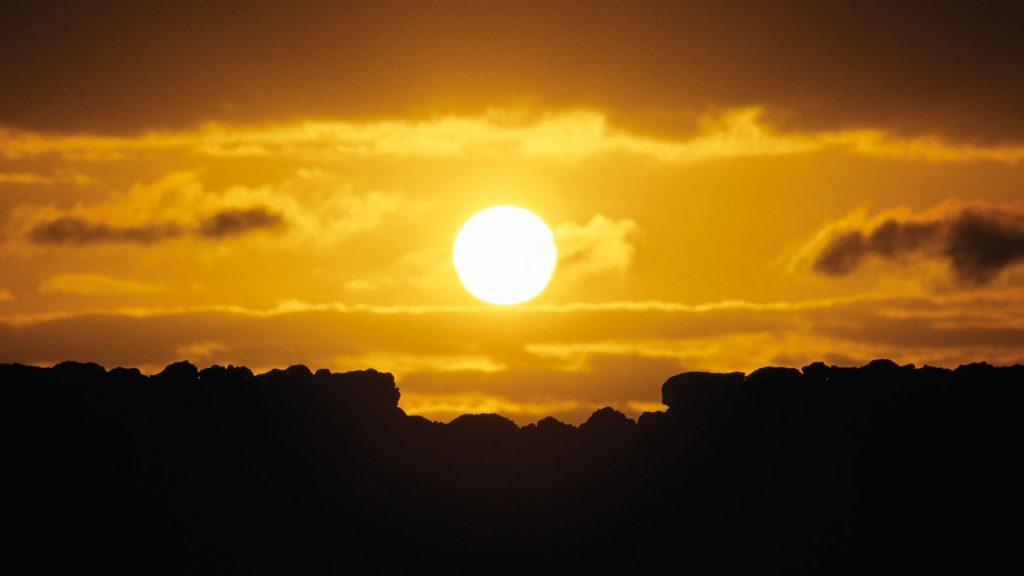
[2,289,1022,423]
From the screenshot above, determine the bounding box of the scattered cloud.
[38,274,165,296]
[29,217,186,245]
[0,289,12,302]
[197,207,284,239]
[4,169,421,255]
[804,202,1024,286]
[555,215,640,277]
[27,207,283,246]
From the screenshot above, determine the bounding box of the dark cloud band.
[1,2,1022,142]
[29,207,284,246]
[198,207,283,239]
[29,217,185,245]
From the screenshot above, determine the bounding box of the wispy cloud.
[174,340,229,360]
[555,215,640,277]
[524,340,723,371]
[0,292,956,326]
[3,291,1023,423]
[193,108,820,163]
[190,108,1024,165]
[0,128,189,161]
[27,208,282,246]
[29,217,186,246]
[5,169,419,251]
[38,274,165,296]
[334,353,507,375]
[4,108,1022,166]
[196,207,284,239]
[826,130,1024,164]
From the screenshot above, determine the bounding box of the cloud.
[6,109,1024,170]
[334,353,507,375]
[0,289,12,301]
[3,3,1024,144]
[627,400,665,414]
[38,274,164,296]
[832,131,1024,164]
[6,170,416,255]
[946,212,1024,285]
[29,217,186,245]
[26,207,283,246]
[152,109,1024,165]
[0,171,93,186]
[231,169,430,249]
[10,109,812,163]
[303,189,414,245]
[197,207,283,238]
[192,108,823,163]
[175,340,228,360]
[555,215,640,277]
[0,127,188,161]
[399,391,584,423]
[0,172,51,185]
[0,293,922,326]
[808,203,1024,286]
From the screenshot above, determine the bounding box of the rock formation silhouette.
[3,359,1021,572]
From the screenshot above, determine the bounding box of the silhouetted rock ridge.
[3,359,1020,572]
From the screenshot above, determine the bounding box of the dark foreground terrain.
[4,359,1022,572]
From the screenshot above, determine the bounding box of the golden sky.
[2,1,1023,423]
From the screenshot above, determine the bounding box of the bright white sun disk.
[453,206,557,305]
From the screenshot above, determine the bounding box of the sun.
[453,206,558,305]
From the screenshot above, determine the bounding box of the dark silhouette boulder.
[637,410,669,434]
[150,360,198,385]
[662,371,745,411]
[745,365,802,385]
[531,415,576,436]
[448,412,519,436]
[580,407,635,435]
[52,360,107,382]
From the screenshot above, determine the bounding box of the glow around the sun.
[453,206,558,305]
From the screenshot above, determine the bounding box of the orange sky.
[2,1,1023,423]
